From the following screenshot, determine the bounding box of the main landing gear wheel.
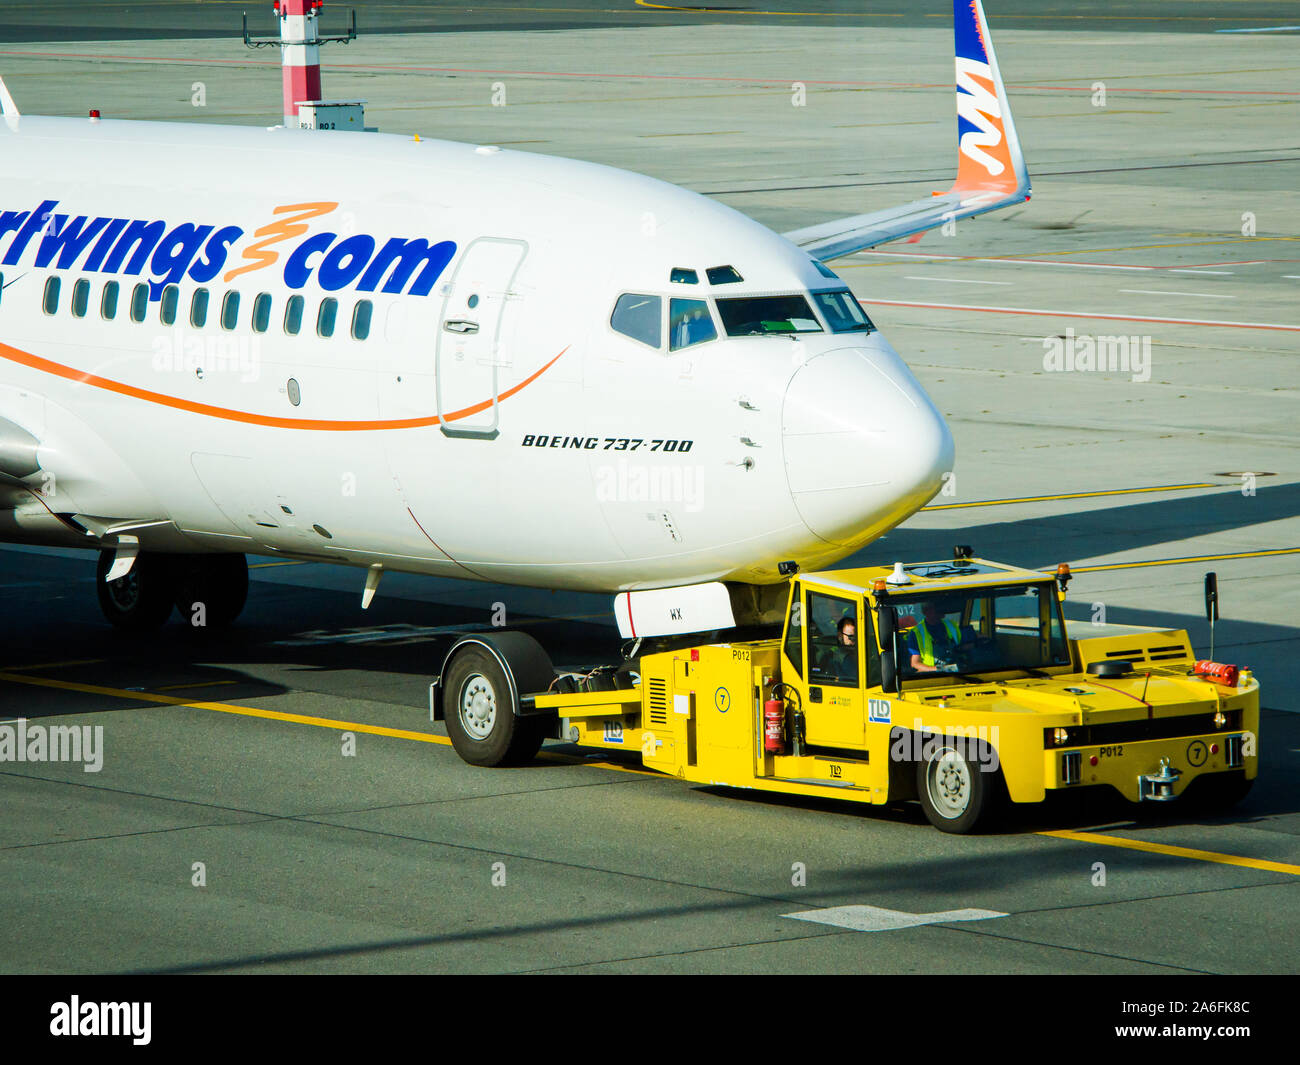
[443,648,545,767]
[96,550,176,631]
[916,740,1001,834]
[172,554,249,630]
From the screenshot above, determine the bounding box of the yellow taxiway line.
[1040,829,1300,877]
[0,674,1285,861]
[921,482,1217,511]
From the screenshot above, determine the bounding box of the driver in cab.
[906,600,976,673]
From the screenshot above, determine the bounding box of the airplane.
[0,0,1029,641]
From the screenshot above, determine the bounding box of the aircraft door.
[436,236,528,439]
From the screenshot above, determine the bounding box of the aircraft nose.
[782,341,954,546]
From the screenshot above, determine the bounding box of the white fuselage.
[0,116,953,593]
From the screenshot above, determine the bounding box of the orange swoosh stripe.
[0,340,568,431]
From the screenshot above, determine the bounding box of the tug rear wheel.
[443,648,545,767]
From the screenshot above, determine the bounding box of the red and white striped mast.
[243,2,356,128]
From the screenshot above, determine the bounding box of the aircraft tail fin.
[0,76,20,119]
[783,0,1030,262]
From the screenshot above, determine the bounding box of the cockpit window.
[812,289,875,333]
[669,298,717,351]
[706,265,743,285]
[812,260,841,281]
[670,268,698,285]
[611,293,662,348]
[715,295,823,337]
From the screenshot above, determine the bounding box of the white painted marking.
[1214,26,1300,33]
[783,904,1008,932]
[1169,269,1233,275]
[904,276,1012,286]
[856,297,1300,331]
[1283,275,1300,280]
[853,251,1268,272]
[1120,288,1236,299]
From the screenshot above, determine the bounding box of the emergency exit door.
[436,236,528,439]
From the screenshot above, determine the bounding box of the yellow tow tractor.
[431,553,1259,832]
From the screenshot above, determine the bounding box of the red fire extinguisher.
[1194,660,1239,687]
[764,695,785,754]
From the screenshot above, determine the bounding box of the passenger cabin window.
[101,281,119,320]
[251,293,272,334]
[669,298,716,351]
[807,591,858,688]
[130,283,148,323]
[42,277,60,315]
[610,293,662,349]
[669,267,698,285]
[221,291,240,331]
[317,297,338,338]
[706,265,743,285]
[284,295,304,335]
[191,288,209,328]
[0,272,4,308]
[159,285,179,326]
[716,295,822,337]
[351,299,372,340]
[71,279,90,319]
[812,289,874,333]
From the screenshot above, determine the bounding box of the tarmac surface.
[0,4,1297,975]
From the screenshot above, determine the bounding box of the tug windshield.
[886,583,1070,676]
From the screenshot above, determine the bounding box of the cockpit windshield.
[715,295,823,336]
[887,583,1070,677]
[812,289,875,333]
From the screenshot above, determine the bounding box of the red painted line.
[0,339,569,430]
[859,299,1300,332]
[2,50,1297,95]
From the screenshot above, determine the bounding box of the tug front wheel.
[915,740,1002,834]
[443,647,545,767]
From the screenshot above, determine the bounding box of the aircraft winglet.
[783,0,1030,262]
[0,76,19,119]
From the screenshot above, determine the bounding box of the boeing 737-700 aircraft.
[0,0,1028,639]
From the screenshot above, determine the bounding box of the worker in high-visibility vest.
[906,601,974,672]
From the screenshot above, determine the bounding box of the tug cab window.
[610,293,662,349]
[812,289,874,333]
[807,591,858,688]
[669,298,716,351]
[716,294,822,337]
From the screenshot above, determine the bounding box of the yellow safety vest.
[913,619,960,665]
